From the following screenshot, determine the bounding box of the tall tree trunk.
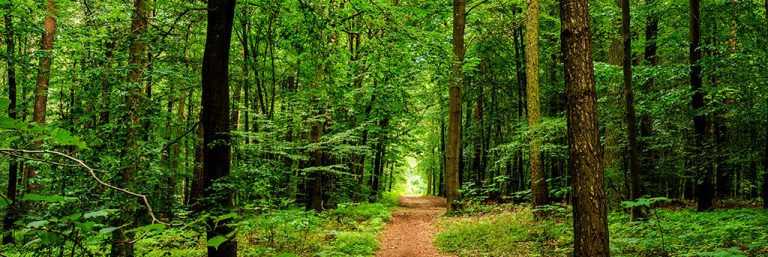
[370,116,390,202]
[2,8,19,244]
[241,14,251,145]
[622,0,644,221]
[640,0,659,187]
[28,0,58,193]
[189,111,204,209]
[307,122,324,211]
[689,0,713,212]
[111,0,149,255]
[764,98,768,209]
[526,0,548,211]
[354,93,376,203]
[446,0,466,212]
[473,85,484,185]
[512,9,527,194]
[561,0,610,255]
[428,148,435,195]
[201,0,237,255]
[388,163,394,192]
[763,0,768,209]
[439,117,447,197]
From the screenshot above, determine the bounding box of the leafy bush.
[437,205,768,257]
[239,209,324,255]
[435,208,571,257]
[330,203,391,231]
[235,203,391,256]
[319,231,378,257]
[611,208,768,257]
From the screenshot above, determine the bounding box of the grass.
[435,204,768,257]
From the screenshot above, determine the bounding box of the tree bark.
[354,93,376,203]
[2,7,19,244]
[473,84,484,185]
[763,0,768,209]
[526,0,548,212]
[621,0,644,221]
[189,110,204,209]
[640,0,659,189]
[764,98,768,209]
[201,0,237,255]
[439,117,447,197]
[110,0,151,256]
[446,0,465,212]
[28,0,58,193]
[689,0,713,212]
[561,0,610,255]
[111,1,149,256]
[370,116,390,202]
[307,121,324,211]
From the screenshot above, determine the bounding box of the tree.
[526,0,548,213]
[110,0,150,255]
[201,0,237,256]
[560,0,610,255]
[621,0,644,221]
[763,0,768,209]
[446,0,465,212]
[689,0,713,212]
[29,0,58,192]
[2,3,18,244]
[640,0,659,187]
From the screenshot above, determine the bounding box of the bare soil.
[376,196,453,257]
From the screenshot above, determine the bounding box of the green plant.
[319,231,378,257]
[621,197,672,256]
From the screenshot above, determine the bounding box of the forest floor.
[376,196,453,257]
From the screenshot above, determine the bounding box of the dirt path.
[376,196,453,257]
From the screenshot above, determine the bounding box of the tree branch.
[161,121,201,153]
[465,0,492,16]
[0,149,168,226]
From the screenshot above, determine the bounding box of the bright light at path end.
[403,156,425,196]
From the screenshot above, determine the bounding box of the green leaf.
[0,198,9,208]
[39,231,64,244]
[215,212,238,222]
[75,221,96,231]
[64,213,82,221]
[1,135,20,147]
[26,220,48,228]
[21,194,77,203]
[0,117,20,130]
[207,236,228,250]
[99,227,119,234]
[84,209,112,219]
[49,128,88,149]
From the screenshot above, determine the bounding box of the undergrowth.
[435,203,768,257]
[435,204,571,257]
[131,203,391,257]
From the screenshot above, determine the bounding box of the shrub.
[319,231,378,257]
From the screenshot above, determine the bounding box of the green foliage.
[437,206,768,257]
[621,197,671,208]
[435,206,571,257]
[234,203,390,256]
[319,232,378,257]
[611,208,768,257]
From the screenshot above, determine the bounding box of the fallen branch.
[0,148,168,226]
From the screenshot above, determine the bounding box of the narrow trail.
[376,196,453,257]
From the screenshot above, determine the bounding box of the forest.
[1,0,768,256]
